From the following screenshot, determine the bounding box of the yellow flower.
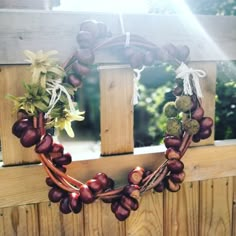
[24,50,65,87]
[54,110,85,138]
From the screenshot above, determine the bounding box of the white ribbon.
[133,66,145,105]
[45,78,75,118]
[119,13,130,47]
[175,62,206,98]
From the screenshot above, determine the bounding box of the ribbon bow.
[175,62,206,98]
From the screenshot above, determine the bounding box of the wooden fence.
[0,10,235,236]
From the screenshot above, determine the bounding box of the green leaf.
[34,101,48,112]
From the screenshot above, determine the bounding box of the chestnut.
[94,173,109,189]
[165,148,181,159]
[45,177,56,187]
[164,136,181,149]
[169,171,185,183]
[173,86,183,96]
[129,51,144,69]
[153,181,165,193]
[104,177,115,190]
[167,159,184,174]
[86,179,103,193]
[76,31,94,49]
[120,195,139,211]
[166,177,181,192]
[50,143,64,154]
[60,197,72,214]
[17,109,29,120]
[192,106,204,121]
[128,166,144,185]
[176,45,190,62]
[35,134,53,154]
[69,192,83,214]
[80,20,99,39]
[20,127,41,147]
[111,201,119,213]
[114,204,130,221]
[67,74,83,88]
[12,119,32,138]
[200,117,213,131]
[53,153,72,166]
[75,48,95,65]
[72,61,90,76]
[123,184,140,199]
[199,128,212,139]
[48,187,66,203]
[79,184,95,204]
[143,170,153,179]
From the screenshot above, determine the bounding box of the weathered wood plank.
[0,65,39,165]
[100,65,134,155]
[0,141,235,208]
[163,181,199,236]
[83,200,126,236]
[0,204,39,236]
[38,201,84,236]
[126,191,163,236]
[199,177,233,236]
[189,62,216,146]
[0,11,236,64]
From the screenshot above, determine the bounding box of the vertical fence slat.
[38,201,85,236]
[0,65,39,165]
[83,200,126,236]
[0,204,39,236]
[99,65,134,156]
[199,177,233,236]
[163,181,199,236]
[189,62,216,146]
[126,191,163,236]
[232,177,236,236]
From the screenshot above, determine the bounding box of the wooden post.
[99,65,134,156]
[0,66,39,165]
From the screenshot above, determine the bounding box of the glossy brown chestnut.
[60,197,72,214]
[35,134,53,154]
[153,181,165,193]
[120,195,139,211]
[169,171,185,183]
[86,179,103,193]
[128,166,144,185]
[79,184,95,204]
[12,119,32,138]
[48,187,66,203]
[69,192,83,214]
[200,117,213,130]
[53,153,72,166]
[123,184,140,199]
[114,204,130,221]
[75,48,95,65]
[20,127,41,147]
[192,106,204,121]
[94,173,109,189]
[164,136,181,149]
[167,159,184,174]
[165,148,181,159]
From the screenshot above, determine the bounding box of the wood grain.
[0,65,39,165]
[83,200,126,236]
[0,204,39,236]
[38,201,84,236]
[163,181,199,236]
[0,141,235,208]
[189,62,216,146]
[1,12,236,64]
[199,177,233,236]
[126,191,163,236]
[232,177,236,236]
[100,65,134,155]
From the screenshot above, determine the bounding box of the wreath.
[9,20,213,221]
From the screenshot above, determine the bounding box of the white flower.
[24,50,65,87]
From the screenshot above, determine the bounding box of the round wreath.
[9,20,213,221]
